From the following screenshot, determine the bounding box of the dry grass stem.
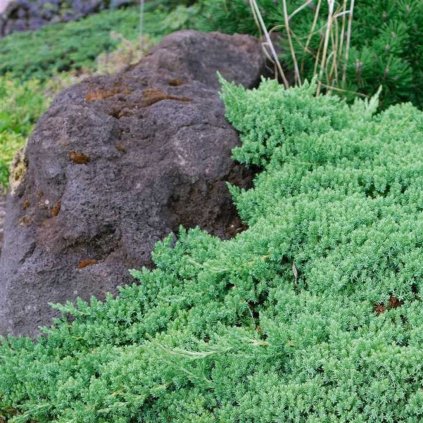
[247,0,355,95]
[302,0,322,74]
[282,0,301,84]
[288,0,314,21]
[343,0,355,85]
[249,0,289,88]
[317,0,335,95]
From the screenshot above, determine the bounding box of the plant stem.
[282,0,301,85]
[342,0,355,86]
[317,0,335,95]
[249,0,289,88]
[302,0,322,75]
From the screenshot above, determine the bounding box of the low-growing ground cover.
[1,79,423,422]
[0,77,46,189]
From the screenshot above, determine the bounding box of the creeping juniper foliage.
[1,80,423,422]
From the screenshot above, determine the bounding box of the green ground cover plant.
[0,77,46,189]
[198,0,423,109]
[0,2,171,82]
[1,79,423,422]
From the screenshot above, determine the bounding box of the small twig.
[284,26,315,57]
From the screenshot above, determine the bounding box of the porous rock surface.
[0,30,265,336]
[0,192,5,249]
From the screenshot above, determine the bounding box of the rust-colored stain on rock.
[51,200,61,217]
[19,215,32,226]
[22,199,30,210]
[141,88,191,107]
[78,258,97,269]
[168,78,185,87]
[69,151,90,164]
[85,87,123,102]
[115,142,127,153]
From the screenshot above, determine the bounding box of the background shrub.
[198,0,423,109]
[0,3,169,82]
[0,77,46,189]
[1,80,423,421]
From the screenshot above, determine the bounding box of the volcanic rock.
[0,30,265,336]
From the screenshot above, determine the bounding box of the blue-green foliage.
[1,80,423,422]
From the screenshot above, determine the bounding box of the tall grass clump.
[0,0,197,190]
[198,0,423,108]
[1,78,423,421]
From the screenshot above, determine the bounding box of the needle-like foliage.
[1,79,423,422]
[198,0,423,109]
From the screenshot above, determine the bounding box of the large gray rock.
[0,30,265,337]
